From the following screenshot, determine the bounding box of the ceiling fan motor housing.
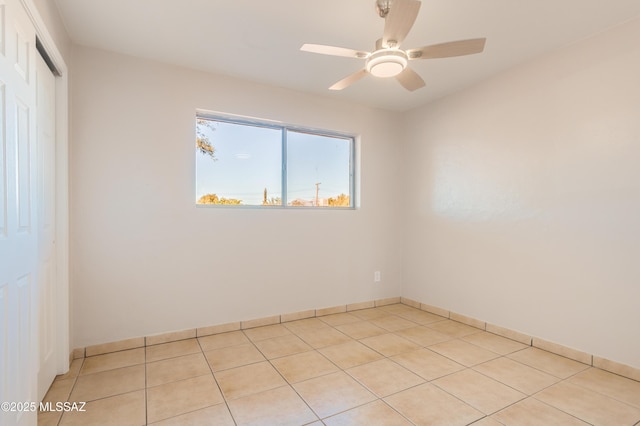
[366,49,408,78]
[376,0,393,17]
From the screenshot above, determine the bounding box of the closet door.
[36,43,57,403]
[0,0,39,424]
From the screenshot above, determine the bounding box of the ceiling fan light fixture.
[366,49,408,78]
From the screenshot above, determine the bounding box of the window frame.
[196,112,356,209]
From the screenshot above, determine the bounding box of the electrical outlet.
[374,271,381,282]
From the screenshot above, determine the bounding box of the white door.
[0,0,39,425]
[36,49,56,402]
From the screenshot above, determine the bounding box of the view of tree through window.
[195,116,354,208]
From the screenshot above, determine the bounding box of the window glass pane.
[196,118,282,206]
[286,130,352,207]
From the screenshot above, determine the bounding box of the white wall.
[70,47,403,347]
[402,18,640,368]
[70,17,640,370]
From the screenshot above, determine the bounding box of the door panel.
[0,0,38,425]
[0,281,7,406]
[16,273,31,405]
[36,49,56,401]
[16,97,31,230]
[1,83,5,237]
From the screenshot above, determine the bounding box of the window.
[196,114,354,208]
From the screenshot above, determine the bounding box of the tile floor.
[39,304,640,425]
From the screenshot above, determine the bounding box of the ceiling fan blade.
[407,38,486,59]
[329,69,368,91]
[396,67,425,91]
[382,0,421,48]
[301,44,369,59]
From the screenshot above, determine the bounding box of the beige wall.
[402,18,640,368]
[70,46,404,347]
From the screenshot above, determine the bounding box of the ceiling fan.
[300,0,486,91]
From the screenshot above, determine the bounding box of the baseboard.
[70,296,639,382]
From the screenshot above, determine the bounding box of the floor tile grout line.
[442,348,636,424]
[428,369,515,418]
[344,325,427,426]
[61,366,147,404]
[455,334,520,357]
[385,348,469,383]
[49,360,150,424]
[413,340,495,371]
[378,398,420,426]
[248,324,344,423]
[469,356,559,396]
[194,335,239,426]
[319,314,469,424]
[467,415,501,426]
[319,398,410,424]
[418,344,602,425]
[527,394,597,426]
[505,347,591,380]
[245,325,343,424]
[198,331,254,353]
[559,368,640,411]
[144,339,202,364]
[267,313,421,423]
[265,361,322,423]
[143,346,148,426]
[55,357,84,425]
[365,312,471,426]
[374,313,582,422]
[536,372,640,416]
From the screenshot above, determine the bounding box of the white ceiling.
[54,0,640,111]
